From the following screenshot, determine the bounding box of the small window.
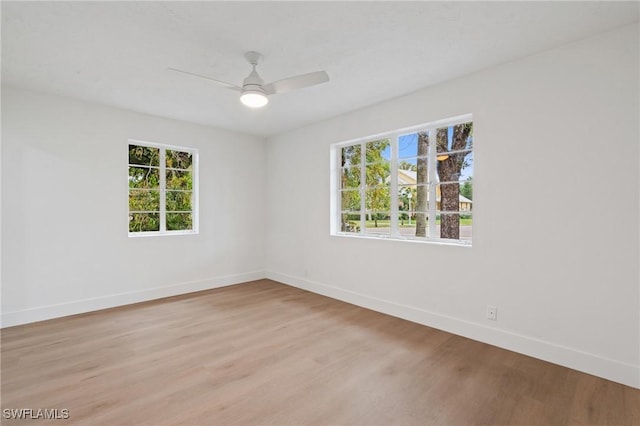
[332,115,473,245]
[128,141,198,236]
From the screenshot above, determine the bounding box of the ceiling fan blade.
[263,70,329,95]
[167,67,241,91]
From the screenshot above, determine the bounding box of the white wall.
[1,87,266,326]
[265,24,640,388]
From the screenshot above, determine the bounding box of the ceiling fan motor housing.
[242,68,266,92]
[240,66,268,107]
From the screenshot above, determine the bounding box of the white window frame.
[128,139,199,237]
[330,114,473,246]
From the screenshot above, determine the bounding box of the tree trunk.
[436,124,472,239]
[439,180,460,239]
[415,133,429,237]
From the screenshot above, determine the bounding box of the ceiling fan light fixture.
[240,62,268,108]
[240,89,268,108]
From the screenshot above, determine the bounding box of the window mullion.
[331,146,339,234]
[428,128,438,239]
[390,134,399,237]
[359,141,366,234]
[159,148,167,232]
[192,151,199,234]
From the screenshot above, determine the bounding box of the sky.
[383,126,473,181]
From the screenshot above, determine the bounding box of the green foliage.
[129,189,160,211]
[129,213,160,232]
[399,161,417,171]
[340,140,392,228]
[340,145,363,230]
[365,140,391,221]
[129,145,159,166]
[365,139,388,163]
[166,150,192,169]
[340,166,360,189]
[460,178,473,200]
[166,191,192,212]
[167,213,192,231]
[398,186,417,211]
[365,186,390,215]
[129,167,159,189]
[165,158,193,230]
[341,144,361,168]
[341,190,361,212]
[166,170,193,190]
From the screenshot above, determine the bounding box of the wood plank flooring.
[2,279,638,425]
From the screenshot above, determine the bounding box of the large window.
[332,115,473,245]
[128,141,198,236]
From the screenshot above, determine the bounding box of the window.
[128,140,198,236]
[332,115,473,245]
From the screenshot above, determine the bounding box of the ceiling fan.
[168,51,329,108]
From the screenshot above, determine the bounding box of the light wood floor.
[2,279,638,425]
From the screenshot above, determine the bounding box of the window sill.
[331,232,472,247]
[128,230,198,238]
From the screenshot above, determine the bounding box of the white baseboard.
[1,271,266,328]
[265,270,640,389]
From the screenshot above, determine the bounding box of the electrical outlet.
[486,305,497,321]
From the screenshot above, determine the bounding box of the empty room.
[1,1,639,425]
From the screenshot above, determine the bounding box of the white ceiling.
[2,1,638,137]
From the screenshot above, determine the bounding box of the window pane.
[458,180,473,212]
[166,170,193,190]
[340,213,361,233]
[167,213,193,231]
[413,183,431,214]
[398,133,418,158]
[341,166,361,189]
[398,159,418,177]
[414,212,429,238]
[365,139,390,163]
[129,167,160,189]
[166,191,192,212]
[398,185,419,211]
[340,190,361,212]
[398,132,429,159]
[365,187,390,212]
[129,213,160,232]
[166,150,193,170]
[437,212,472,242]
[397,211,429,238]
[341,144,361,168]
[459,151,473,182]
[435,149,473,183]
[366,163,390,187]
[364,212,390,236]
[129,145,159,166]
[435,183,471,212]
[129,189,160,212]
